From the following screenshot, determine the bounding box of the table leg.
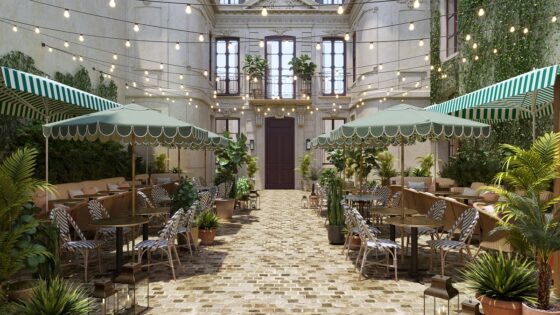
[390,224,396,241]
[116,227,123,275]
[410,227,418,278]
[142,223,149,241]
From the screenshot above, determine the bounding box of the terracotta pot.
[349,235,361,250]
[309,195,318,208]
[8,280,38,302]
[523,303,560,315]
[477,295,522,315]
[199,229,216,245]
[215,198,235,219]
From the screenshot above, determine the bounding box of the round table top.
[344,194,383,202]
[91,216,148,228]
[371,207,418,216]
[134,207,170,216]
[385,216,443,228]
[74,193,108,199]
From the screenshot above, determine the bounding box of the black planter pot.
[328,225,345,245]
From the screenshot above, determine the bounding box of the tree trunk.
[537,257,552,310]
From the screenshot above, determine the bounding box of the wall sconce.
[250,139,255,150]
[305,139,311,150]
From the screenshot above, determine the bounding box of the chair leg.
[440,249,445,276]
[429,246,434,272]
[84,250,89,282]
[393,249,398,281]
[186,234,193,258]
[173,246,182,267]
[359,248,369,280]
[167,247,176,280]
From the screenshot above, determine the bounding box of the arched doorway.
[264,117,295,189]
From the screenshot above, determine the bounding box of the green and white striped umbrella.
[0,66,120,122]
[178,131,229,150]
[426,65,559,123]
[310,131,379,149]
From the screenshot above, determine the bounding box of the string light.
[72,55,76,61]
[159,63,164,69]
[203,70,208,77]
[424,54,429,61]
[144,70,149,75]
[493,48,498,54]
[64,41,69,48]
[79,56,83,62]
[462,57,467,63]
[259,40,265,48]
[125,40,131,47]
[472,43,478,49]
[133,23,140,32]
[11,25,17,32]
[63,9,70,18]
[337,5,344,15]
[413,0,420,8]
[418,39,424,47]
[261,7,268,16]
[185,4,192,14]
[175,42,180,50]
[523,27,529,34]
[109,0,116,8]
[316,42,321,50]
[79,34,84,42]
[477,8,485,17]
[552,16,558,23]
[396,70,400,76]
[465,34,471,41]
[378,64,383,70]
[48,47,52,52]
[113,53,118,60]
[179,74,184,80]
[132,81,137,87]
[408,22,415,31]
[369,42,374,50]
[34,26,40,34]
[509,26,515,33]
[344,33,350,41]
[474,55,479,61]
[198,33,204,41]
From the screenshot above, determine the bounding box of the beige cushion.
[107,183,120,191]
[82,187,98,195]
[68,189,83,198]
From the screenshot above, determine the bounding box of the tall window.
[322,118,345,163]
[216,118,240,140]
[446,0,458,56]
[266,36,295,99]
[216,38,239,95]
[322,38,345,95]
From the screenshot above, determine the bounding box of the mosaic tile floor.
[70,190,472,314]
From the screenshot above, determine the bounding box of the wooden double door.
[264,117,295,189]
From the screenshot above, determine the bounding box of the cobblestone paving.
[140,190,469,315]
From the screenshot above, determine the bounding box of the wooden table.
[345,194,384,218]
[385,216,443,279]
[134,207,170,240]
[371,207,418,240]
[91,216,148,275]
[433,191,457,197]
[48,198,85,207]
[74,193,109,200]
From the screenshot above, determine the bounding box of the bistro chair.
[137,191,155,209]
[216,181,233,199]
[152,185,172,207]
[404,199,447,253]
[427,208,480,275]
[356,217,400,281]
[88,200,134,252]
[177,202,198,257]
[135,209,184,280]
[342,205,381,259]
[137,191,168,229]
[50,207,104,281]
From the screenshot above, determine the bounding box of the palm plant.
[0,147,51,299]
[288,54,317,79]
[413,153,434,177]
[10,277,93,315]
[242,55,268,80]
[485,132,560,310]
[377,151,397,186]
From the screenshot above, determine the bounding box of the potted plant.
[196,211,219,245]
[172,180,199,214]
[242,55,267,98]
[246,155,258,187]
[0,148,50,302]
[6,277,93,314]
[236,177,252,201]
[288,54,316,96]
[326,175,345,244]
[296,154,311,191]
[377,151,397,186]
[485,132,560,314]
[462,252,537,315]
[307,167,321,208]
[214,133,248,219]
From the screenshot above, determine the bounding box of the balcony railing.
[214,73,314,99]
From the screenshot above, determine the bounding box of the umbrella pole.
[433,141,437,191]
[131,135,136,216]
[145,146,149,175]
[178,146,181,172]
[400,138,405,219]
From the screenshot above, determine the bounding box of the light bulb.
[477,8,485,17]
[79,34,84,42]
[462,57,467,63]
[493,48,498,54]
[34,27,40,34]
[465,34,471,41]
[316,42,321,50]
[259,40,264,48]
[113,53,118,60]
[198,33,204,41]
[523,27,529,34]
[552,16,558,23]
[361,75,365,81]
[64,41,69,48]
[72,55,76,61]
[133,82,137,87]
[160,63,164,69]
[475,55,479,60]
[472,43,478,49]
[109,0,116,8]
[344,33,350,41]
[419,39,424,46]
[125,40,131,47]
[203,70,208,77]
[125,83,129,89]
[261,7,268,16]
[397,71,400,76]
[79,56,83,62]
[48,47,52,52]
[185,4,192,14]
[11,25,17,32]
[175,42,180,50]
[64,9,70,18]
[369,42,374,50]
[378,64,383,70]
[144,70,149,75]
[179,74,184,80]
[424,55,429,61]
[133,23,140,32]
[509,26,515,33]
[408,22,415,31]
[413,0,420,9]
[293,75,298,81]
[337,5,344,15]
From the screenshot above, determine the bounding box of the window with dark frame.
[215,38,240,95]
[446,0,458,57]
[322,118,346,164]
[318,0,343,4]
[265,36,295,99]
[216,118,240,140]
[322,38,346,95]
[219,0,245,4]
[208,33,212,82]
